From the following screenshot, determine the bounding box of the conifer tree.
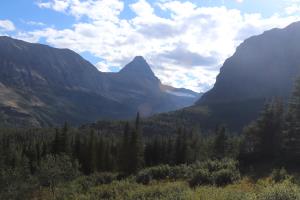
[283,78,300,162]
[128,113,144,174]
[87,130,97,174]
[73,133,81,161]
[52,128,60,155]
[241,99,284,161]
[119,122,130,173]
[97,136,105,171]
[174,128,189,164]
[61,122,70,154]
[213,125,228,159]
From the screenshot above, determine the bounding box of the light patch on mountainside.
[0,83,46,109]
[0,83,22,109]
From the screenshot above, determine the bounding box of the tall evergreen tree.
[73,133,81,161]
[283,78,300,163]
[213,125,228,159]
[135,112,140,130]
[97,136,105,171]
[128,113,144,174]
[61,122,70,154]
[241,99,284,162]
[119,122,130,173]
[87,130,97,174]
[174,128,189,164]
[52,128,60,155]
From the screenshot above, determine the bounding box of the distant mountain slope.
[0,36,199,127]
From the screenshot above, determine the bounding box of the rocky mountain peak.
[119,56,156,78]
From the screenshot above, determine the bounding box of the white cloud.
[21,20,46,26]
[37,0,69,12]
[284,0,300,14]
[18,0,300,92]
[0,20,15,31]
[96,61,111,72]
[130,0,155,17]
[37,0,124,22]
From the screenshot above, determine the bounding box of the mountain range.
[3,21,300,130]
[0,36,200,127]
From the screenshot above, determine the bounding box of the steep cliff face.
[194,21,300,129]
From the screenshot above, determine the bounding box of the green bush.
[93,172,118,185]
[0,167,38,200]
[130,182,193,200]
[136,164,194,184]
[150,165,171,180]
[37,154,80,188]
[69,172,118,193]
[169,164,192,179]
[213,168,240,186]
[136,170,152,184]
[270,168,291,183]
[90,181,193,200]
[189,168,211,187]
[195,185,256,200]
[258,182,300,200]
[89,181,135,199]
[136,165,172,184]
[189,159,240,187]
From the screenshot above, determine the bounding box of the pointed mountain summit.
[119,56,157,79]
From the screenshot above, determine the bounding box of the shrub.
[37,154,80,188]
[130,182,193,200]
[93,172,118,185]
[90,181,135,200]
[169,164,193,179]
[194,186,255,200]
[0,167,38,200]
[136,165,171,184]
[136,170,152,184]
[258,182,300,200]
[189,159,240,187]
[213,168,240,186]
[189,168,211,187]
[90,181,193,200]
[150,165,171,180]
[270,168,291,183]
[69,172,118,193]
[136,164,194,184]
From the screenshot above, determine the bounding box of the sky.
[1,0,300,92]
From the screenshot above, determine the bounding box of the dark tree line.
[0,113,241,181]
